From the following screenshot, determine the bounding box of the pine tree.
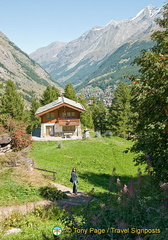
[40,86,60,105]
[77,94,93,129]
[108,82,131,138]
[27,98,41,133]
[0,80,24,121]
[130,3,168,182]
[92,101,107,133]
[80,107,93,129]
[64,82,77,101]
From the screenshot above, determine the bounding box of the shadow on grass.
[79,171,159,197]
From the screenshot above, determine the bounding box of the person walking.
[71,167,78,195]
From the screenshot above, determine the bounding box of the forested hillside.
[78,40,154,91]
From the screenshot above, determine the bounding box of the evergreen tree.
[64,82,77,101]
[40,86,60,105]
[130,3,168,182]
[92,101,108,133]
[0,80,24,121]
[78,94,93,129]
[108,82,131,138]
[80,107,93,129]
[27,98,41,133]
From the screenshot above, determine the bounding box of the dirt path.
[0,200,52,222]
[52,182,91,208]
[0,183,91,222]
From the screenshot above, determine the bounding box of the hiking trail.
[0,183,91,221]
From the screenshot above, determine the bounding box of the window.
[67,112,71,118]
[62,112,66,119]
[46,126,54,136]
[46,112,55,119]
[71,112,75,118]
[62,111,76,119]
[51,113,55,119]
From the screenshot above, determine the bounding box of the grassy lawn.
[30,136,143,193]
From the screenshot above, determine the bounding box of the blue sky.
[0,0,165,54]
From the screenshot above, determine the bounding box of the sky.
[0,0,165,54]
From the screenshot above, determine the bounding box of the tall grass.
[0,153,51,206]
[0,167,42,206]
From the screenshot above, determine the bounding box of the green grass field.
[1,137,167,240]
[30,136,143,193]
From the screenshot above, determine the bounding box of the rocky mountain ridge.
[30,5,162,87]
[0,32,62,105]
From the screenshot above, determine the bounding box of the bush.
[0,123,8,135]
[3,118,32,151]
[59,171,168,240]
[11,128,32,151]
[39,186,68,201]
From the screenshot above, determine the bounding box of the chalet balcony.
[57,118,80,126]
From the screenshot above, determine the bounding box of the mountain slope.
[30,5,162,88]
[78,40,155,91]
[0,32,62,104]
[29,41,67,66]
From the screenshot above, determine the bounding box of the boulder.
[0,134,11,145]
[19,156,34,171]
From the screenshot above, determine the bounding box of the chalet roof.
[35,96,86,116]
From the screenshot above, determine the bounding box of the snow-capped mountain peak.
[30,4,163,86]
[131,5,161,21]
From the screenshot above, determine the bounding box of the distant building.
[35,96,86,139]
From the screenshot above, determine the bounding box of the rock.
[0,134,11,145]
[0,143,12,153]
[83,129,90,139]
[5,228,22,235]
[19,156,34,171]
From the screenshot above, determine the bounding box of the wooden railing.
[34,167,57,180]
[58,118,80,126]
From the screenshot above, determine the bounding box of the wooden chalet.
[35,96,86,138]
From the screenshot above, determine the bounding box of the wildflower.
[117,196,121,202]
[117,178,121,185]
[123,184,129,193]
[146,208,150,213]
[100,203,105,209]
[145,154,150,159]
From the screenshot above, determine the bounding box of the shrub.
[0,123,8,135]
[3,118,32,151]
[11,128,32,151]
[59,171,168,240]
[39,186,68,201]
